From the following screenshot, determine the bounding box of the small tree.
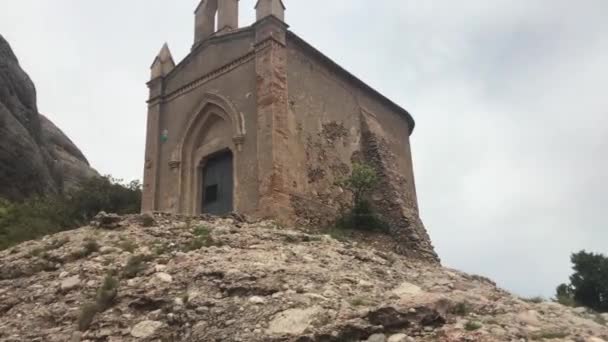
[555,250,608,312]
[336,163,388,232]
[340,163,378,206]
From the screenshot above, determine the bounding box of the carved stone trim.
[163,52,256,103]
[233,134,245,152]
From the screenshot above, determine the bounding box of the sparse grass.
[70,239,100,260]
[523,296,546,304]
[83,239,100,255]
[141,214,155,227]
[184,225,221,251]
[484,318,499,326]
[181,292,190,305]
[325,227,352,241]
[530,330,569,340]
[349,296,374,307]
[451,301,472,316]
[555,294,577,308]
[96,275,119,310]
[594,314,607,326]
[464,321,482,331]
[153,241,172,256]
[78,303,99,332]
[77,274,119,331]
[193,225,210,237]
[116,239,137,253]
[122,255,154,279]
[27,237,69,258]
[28,247,45,258]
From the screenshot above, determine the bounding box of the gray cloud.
[1,0,607,297]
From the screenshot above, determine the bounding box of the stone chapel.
[142,0,438,261]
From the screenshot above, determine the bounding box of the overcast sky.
[1,0,607,297]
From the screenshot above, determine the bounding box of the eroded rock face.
[0,34,97,200]
[0,215,607,341]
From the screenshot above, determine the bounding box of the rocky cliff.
[0,34,97,201]
[1,214,607,342]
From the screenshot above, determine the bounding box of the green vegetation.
[555,250,608,312]
[450,301,472,316]
[530,330,569,340]
[522,296,545,304]
[0,176,141,251]
[122,254,154,279]
[349,296,374,307]
[116,239,138,253]
[335,163,389,232]
[141,214,156,227]
[78,274,119,331]
[70,238,101,260]
[464,321,482,331]
[184,225,221,251]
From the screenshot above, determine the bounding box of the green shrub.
[77,274,119,331]
[70,239,100,260]
[78,302,100,332]
[193,225,211,238]
[122,255,153,279]
[184,225,221,251]
[464,321,482,331]
[335,163,388,232]
[0,176,141,251]
[96,274,119,311]
[450,301,471,316]
[116,239,138,253]
[336,199,389,232]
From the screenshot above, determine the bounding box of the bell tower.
[194,0,240,46]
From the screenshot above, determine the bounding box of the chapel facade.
[142,0,438,261]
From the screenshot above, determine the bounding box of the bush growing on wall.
[0,176,141,250]
[336,162,389,232]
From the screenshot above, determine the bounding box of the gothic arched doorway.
[200,150,233,215]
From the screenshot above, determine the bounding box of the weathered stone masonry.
[142,0,439,262]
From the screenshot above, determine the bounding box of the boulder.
[60,276,80,292]
[130,320,163,338]
[267,307,321,335]
[0,34,97,201]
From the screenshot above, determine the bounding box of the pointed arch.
[176,92,245,214]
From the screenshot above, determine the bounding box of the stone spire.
[150,43,175,79]
[255,0,285,21]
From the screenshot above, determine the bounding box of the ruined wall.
[285,42,362,226]
[286,37,438,261]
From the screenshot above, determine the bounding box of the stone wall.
[285,35,438,261]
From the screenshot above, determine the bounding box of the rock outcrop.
[0,34,97,201]
[1,214,607,341]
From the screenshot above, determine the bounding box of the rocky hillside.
[0,34,97,200]
[1,214,607,342]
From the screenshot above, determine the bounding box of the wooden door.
[201,151,233,215]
